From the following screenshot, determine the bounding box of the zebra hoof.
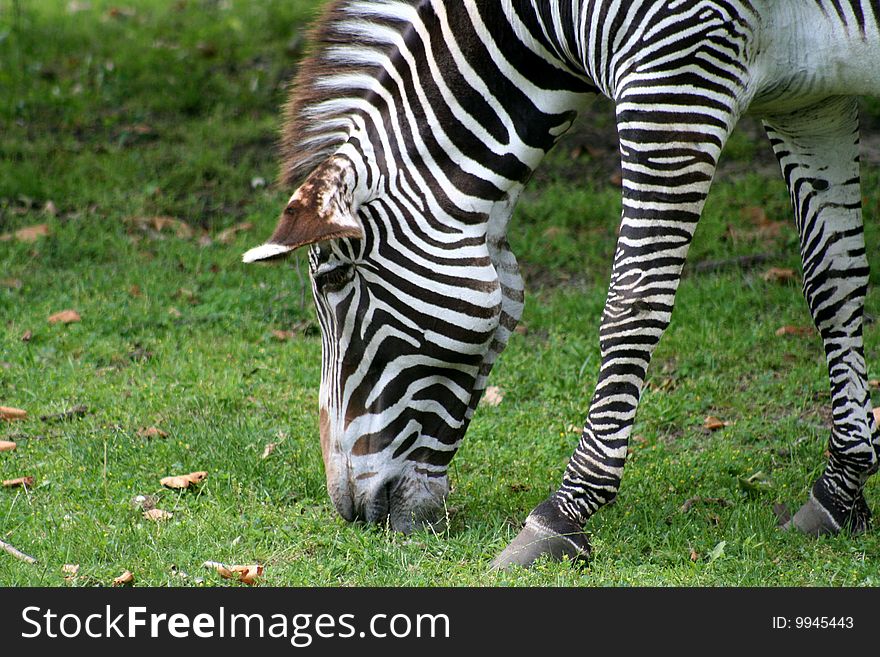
[782,493,871,536]
[491,500,590,570]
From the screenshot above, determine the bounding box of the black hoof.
[491,500,590,570]
[783,491,871,536]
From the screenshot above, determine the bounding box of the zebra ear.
[242,157,363,263]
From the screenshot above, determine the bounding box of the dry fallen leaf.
[703,416,732,431]
[137,426,168,439]
[0,440,17,452]
[689,548,699,562]
[126,216,194,240]
[128,284,142,298]
[261,442,278,459]
[21,330,33,343]
[761,267,797,283]
[0,278,23,289]
[271,330,296,342]
[113,570,134,586]
[0,224,51,243]
[47,309,81,324]
[3,476,35,488]
[482,386,504,407]
[0,407,27,422]
[168,307,183,318]
[62,564,80,577]
[873,407,880,425]
[869,379,880,390]
[161,471,208,489]
[143,508,173,522]
[203,561,263,585]
[216,222,254,245]
[775,325,812,337]
[740,206,787,239]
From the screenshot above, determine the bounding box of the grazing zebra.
[244,0,880,568]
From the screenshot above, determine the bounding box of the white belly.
[750,1,880,113]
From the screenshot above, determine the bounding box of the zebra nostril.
[331,490,357,522]
[363,478,397,524]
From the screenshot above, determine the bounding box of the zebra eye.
[313,263,355,293]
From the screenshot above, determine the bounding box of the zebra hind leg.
[763,97,879,537]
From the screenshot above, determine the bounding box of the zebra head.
[244,149,514,531]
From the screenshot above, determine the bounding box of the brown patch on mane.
[279,0,416,190]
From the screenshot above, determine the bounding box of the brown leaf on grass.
[137,426,168,439]
[216,222,253,245]
[872,407,880,426]
[125,216,194,240]
[107,6,137,19]
[741,206,769,225]
[482,386,504,407]
[203,561,263,585]
[143,508,173,522]
[0,407,27,422]
[740,206,787,239]
[168,307,183,318]
[0,224,51,243]
[761,267,797,283]
[62,563,80,577]
[261,442,278,459]
[0,440,17,452]
[1,278,23,289]
[47,309,81,324]
[128,284,142,298]
[3,476,35,488]
[542,226,566,240]
[775,325,813,337]
[44,201,59,217]
[703,416,732,431]
[689,548,699,562]
[271,330,296,342]
[113,570,134,586]
[869,379,880,390]
[21,330,32,343]
[161,471,208,489]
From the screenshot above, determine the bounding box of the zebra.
[243,0,880,569]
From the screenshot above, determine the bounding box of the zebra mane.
[279,0,418,189]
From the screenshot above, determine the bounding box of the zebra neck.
[467,187,527,419]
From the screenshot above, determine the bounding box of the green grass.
[1,0,879,587]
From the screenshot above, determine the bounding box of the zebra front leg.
[764,98,879,536]
[493,91,741,569]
